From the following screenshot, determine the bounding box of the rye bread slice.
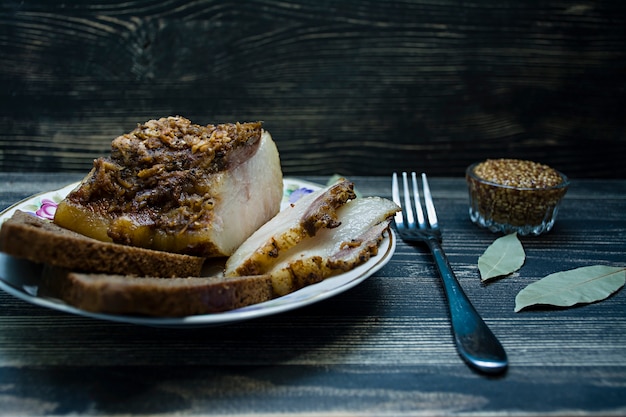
[0,210,204,277]
[41,268,273,317]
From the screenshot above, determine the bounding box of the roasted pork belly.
[225,178,400,296]
[262,197,398,295]
[54,116,283,257]
[224,179,356,276]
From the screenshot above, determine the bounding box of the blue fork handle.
[426,239,508,374]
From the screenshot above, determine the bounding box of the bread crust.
[0,210,204,277]
[41,268,273,317]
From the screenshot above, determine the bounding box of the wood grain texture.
[1,1,625,178]
[0,174,625,416]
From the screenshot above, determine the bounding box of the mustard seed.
[473,159,564,189]
[466,159,569,235]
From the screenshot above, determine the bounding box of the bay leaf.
[515,265,626,312]
[478,233,525,281]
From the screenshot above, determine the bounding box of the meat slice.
[224,179,356,276]
[263,197,399,296]
[225,179,400,297]
[53,117,283,258]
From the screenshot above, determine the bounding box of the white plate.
[0,178,396,327]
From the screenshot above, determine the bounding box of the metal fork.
[392,172,508,374]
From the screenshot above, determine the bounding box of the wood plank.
[1,1,625,177]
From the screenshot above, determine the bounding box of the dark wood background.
[1,0,625,178]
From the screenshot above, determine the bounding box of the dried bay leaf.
[515,265,626,312]
[478,233,525,281]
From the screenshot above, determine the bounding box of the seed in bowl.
[466,159,569,236]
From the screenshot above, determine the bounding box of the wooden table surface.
[0,173,625,416]
[2,0,625,178]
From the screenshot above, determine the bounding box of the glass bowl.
[466,159,570,236]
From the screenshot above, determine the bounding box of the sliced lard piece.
[266,196,400,296]
[224,179,356,276]
[54,117,283,257]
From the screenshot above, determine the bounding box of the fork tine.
[401,172,415,227]
[421,173,439,228]
[410,172,426,228]
[391,172,404,226]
